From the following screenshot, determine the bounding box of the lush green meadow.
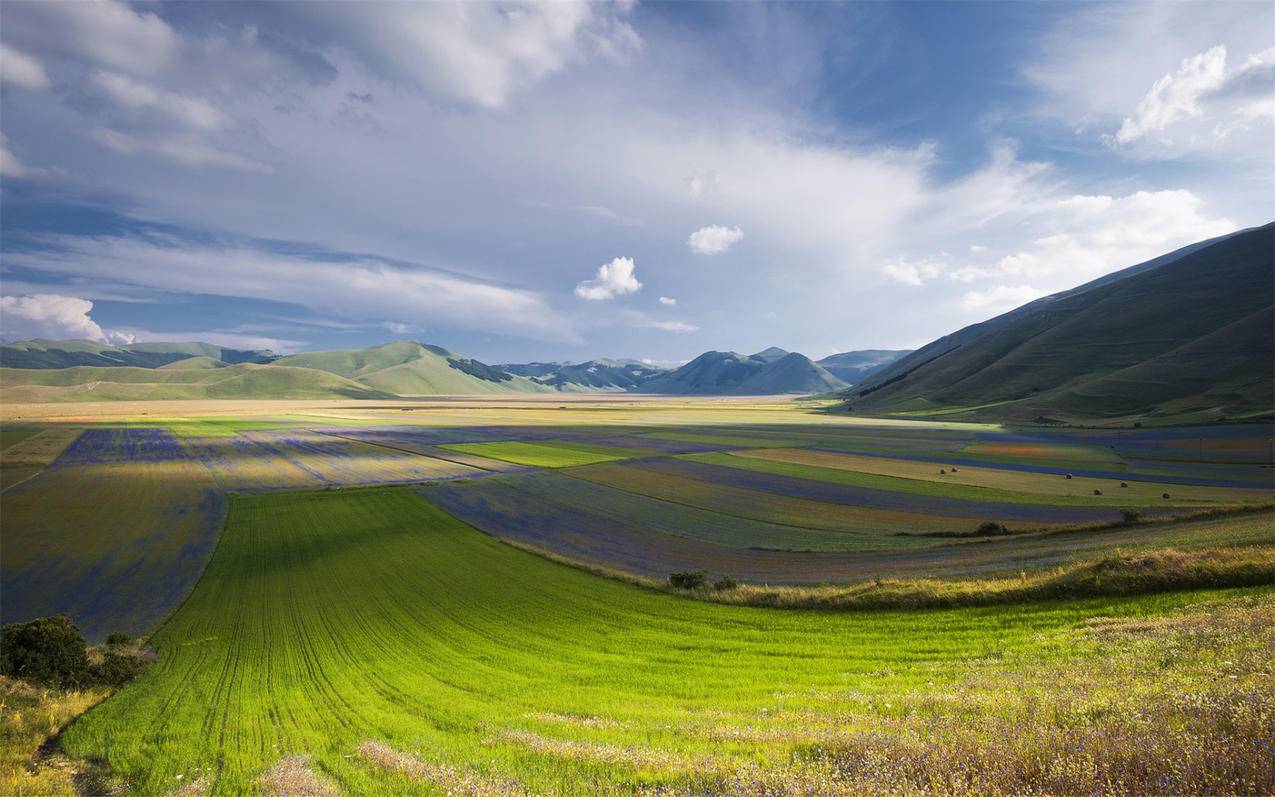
[61,487,1275,796]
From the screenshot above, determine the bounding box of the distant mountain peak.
[751,346,790,362]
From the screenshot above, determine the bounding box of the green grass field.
[440,440,644,468]
[62,487,1273,796]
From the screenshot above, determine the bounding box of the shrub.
[0,616,89,688]
[1163,493,1171,500]
[668,570,707,590]
[713,576,738,591]
[93,652,145,686]
[975,521,1010,536]
[1120,509,1143,524]
[106,632,131,646]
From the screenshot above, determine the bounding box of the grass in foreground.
[62,486,1273,795]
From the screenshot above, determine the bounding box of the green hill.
[0,339,276,369]
[0,363,393,402]
[274,341,550,395]
[843,223,1275,424]
[643,348,848,394]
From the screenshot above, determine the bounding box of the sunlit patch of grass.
[0,676,109,797]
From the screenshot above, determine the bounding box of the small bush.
[93,652,145,686]
[106,632,131,646]
[1163,492,1171,500]
[0,616,89,688]
[668,570,708,590]
[713,576,738,591]
[1120,509,1143,524]
[975,521,1010,536]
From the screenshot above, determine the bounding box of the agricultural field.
[1,397,1272,794]
[59,487,1275,796]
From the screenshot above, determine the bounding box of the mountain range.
[0,339,886,400]
[842,223,1274,424]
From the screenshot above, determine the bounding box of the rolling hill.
[642,348,848,395]
[500,359,666,392]
[273,341,550,395]
[0,339,276,369]
[842,223,1275,424]
[0,363,393,402]
[817,350,912,384]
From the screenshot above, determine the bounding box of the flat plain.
[2,395,1273,795]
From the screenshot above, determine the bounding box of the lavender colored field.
[183,429,483,491]
[1,428,225,640]
[422,477,1275,584]
[569,460,978,534]
[490,469,939,551]
[635,456,1136,525]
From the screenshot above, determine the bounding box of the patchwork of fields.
[60,487,1275,795]
[1,398,1273,794]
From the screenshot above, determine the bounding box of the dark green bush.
[713,576,738,591]
[0,616,89,688]
[975,521,1010,536]
[669,570,708,590]
[1120,509,1143,524]
[106,632,132,646]
[93,651,145,686]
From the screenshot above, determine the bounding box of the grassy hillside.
[61,486,1273,795]
[0,339,275,369]
[0,363,393,401]
[275,341,550,395]
[844,223,1275,423]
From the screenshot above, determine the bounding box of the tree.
[0,616,89,688]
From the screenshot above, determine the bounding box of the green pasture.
[63,486,1269,795]
[440,440,644,468]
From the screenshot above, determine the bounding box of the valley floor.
[1,397,1272,794]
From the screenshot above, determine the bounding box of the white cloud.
[0,294,109,342]
[1111,46,1228,144]
[959,285,1047,314]
[658,296,676,306]
[0,0,178,76]
[688,225,744,255]
[0,133,49,179]
[574,256,642,300]
[0,43,51,90]
[93,70,230,131]
[648,320,698,333]
[6,234,576,343]
[881,258,944,287]
[303,2,641,109]
[90,128,269,173]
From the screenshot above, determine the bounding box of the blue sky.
[1,1,1271,363]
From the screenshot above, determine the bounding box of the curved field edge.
[60,485,1274,796]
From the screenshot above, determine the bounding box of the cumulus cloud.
[5,234,576,343]
[659,296,677,306]
[574,256,642,300]
[648,320,698,333]
[881,258,944,287]
[0,43,51,90]
[0,294,111,342]
[1105,43,1275,155]
[688,225,744,255]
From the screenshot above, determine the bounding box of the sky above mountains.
[1,1,1271,363]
